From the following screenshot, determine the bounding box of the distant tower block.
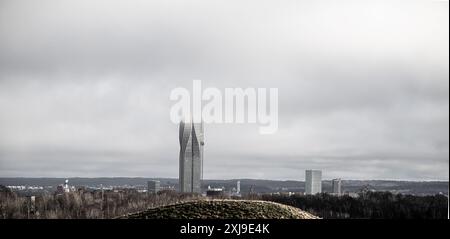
[305,170,322,195]
[64,179,70,193]
[332,178,342,196]
[147,180,160,194]
[179,120,204,193]
[236,180,241,195]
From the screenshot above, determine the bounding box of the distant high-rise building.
[305,170,322,195]
[147,180,160,194]
[63,179,70,193]
[236,180,241,195]
[179,120,204,193]
[331,178,342,195]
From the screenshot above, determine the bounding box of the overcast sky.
[0,0,448,180]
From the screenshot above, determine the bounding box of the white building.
[305,170,322,195]
[236,180,241,195]
[332,178,342,196]
[63,179,70,193]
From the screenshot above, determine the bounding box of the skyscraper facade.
[179,120,204,193]
[331,178,342,195]
[305,170,322,195]
[147,180,160,194]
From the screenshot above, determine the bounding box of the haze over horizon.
[0,0,448,181]
[0,176,448,183]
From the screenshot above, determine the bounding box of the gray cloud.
[0,0,448,180]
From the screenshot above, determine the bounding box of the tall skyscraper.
[331,178,342,195]
[305,170,322,195]
[179,120,204,193]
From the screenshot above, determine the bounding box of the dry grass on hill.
[120,199,319,219]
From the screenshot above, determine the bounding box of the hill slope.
[120,199,319,219]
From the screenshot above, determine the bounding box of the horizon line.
[0,176,448,182]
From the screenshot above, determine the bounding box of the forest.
[259,192,448,219]
[0,185,447,219]
[0,185,199,219]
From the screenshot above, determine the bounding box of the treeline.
[1,184,448,219]
[259,192,448,219]
[0,185,200,219]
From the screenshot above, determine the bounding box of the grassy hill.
[120,199,319,219]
